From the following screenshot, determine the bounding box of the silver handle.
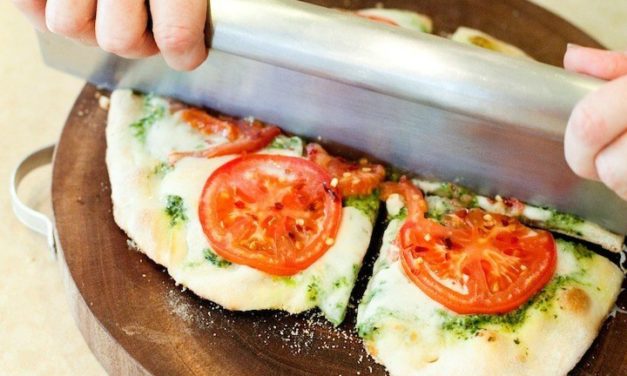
[10,144,57,258]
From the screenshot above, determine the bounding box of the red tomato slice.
[170,112,281,164]
[306,143,385,197]
[381,177,428,217]
[383,178,557,314]
[199,154,343,276]
[355,13,400,26]
[180,109,239,141]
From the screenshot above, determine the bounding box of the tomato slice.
[383,178,557,314]
[179,108,239,141]
[306,143,385,197]
[381,177,428,217]
[355,13,400,26]
[170,111,281,164]
[199,154,343,276]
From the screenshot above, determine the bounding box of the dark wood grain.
[51,1,624,375]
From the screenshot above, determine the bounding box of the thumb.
[564,45,627,80]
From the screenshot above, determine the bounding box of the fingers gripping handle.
[10,145,57,258]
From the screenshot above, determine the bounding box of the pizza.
[450,26,530,57]
[353,8,433,33]
[352,8,530,58]
[103,6,624,374]
[356,177,623,375]
[105,90,385,325]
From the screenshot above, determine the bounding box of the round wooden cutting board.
[51,1,626,375]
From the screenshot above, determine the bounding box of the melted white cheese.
[145,114,208,161]
[356,197,623,376]
[449,26,530,58]
[107,90,374,325]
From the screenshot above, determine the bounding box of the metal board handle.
[10,144,56,258]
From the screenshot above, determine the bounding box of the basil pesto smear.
[388,206,408,222]
[272,275,297,286]
[344,190,380,223]
[557,238,593,261]
[268,135,304,154]
[333,276,349,289]
[438,274,580,340]
[431,182,478,208]
[357,309,409,340]
[165,195,187,226]
[544,209,585,235]
[306,277,320,302]
[352,263,361,280]
[203,249,232,268]
[130,94,165,143]
[152,161,172,177]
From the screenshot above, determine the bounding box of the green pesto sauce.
[357,320,379,340]
[557,239,593,261]
[545,210,585,235]
[432,182,478,208]
[130,94,165,143]
[333,276,349,289]
[357,308,408,340]
[152,161,173,177]
[344,190,380,223]
[165,195,187,227]
[306,277,319,302]
[203,249,232,268]
[425,196,458,222]
[387,206,408,222]
[360,285,382,307]
[352,263,361,280]
[439,274,578,339]
[272,275,297,286]
[268,135,303,154]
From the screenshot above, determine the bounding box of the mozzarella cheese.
[450,26,530,58]
[106,90,375,325]
[355,8,433,33]
[356,195,623,376]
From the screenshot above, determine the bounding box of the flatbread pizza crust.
[356,197,623,376]
[106,90,374,324]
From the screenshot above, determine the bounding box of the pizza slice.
[414,179,624,252]
[356,178,623,375]
[449,26,530,58]
[353,8,433,33]
[106,90,384,325]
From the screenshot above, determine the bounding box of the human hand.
[11,0,209,71]
[564,45,627,200]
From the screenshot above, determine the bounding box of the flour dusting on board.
[161,280,373,366]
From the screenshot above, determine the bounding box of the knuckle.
[98,33,139,55]
[568,102,606,148]
[153,24,198,53]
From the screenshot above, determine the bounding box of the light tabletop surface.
[1,1,626,375]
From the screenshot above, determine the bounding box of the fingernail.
[567,43,581,51]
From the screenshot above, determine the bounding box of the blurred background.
[1,1,626,375]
